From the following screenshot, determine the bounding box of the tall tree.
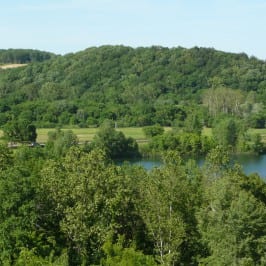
[198,171,266,265]
[202,87,244,117]
[91,120,140,159]
[139,151,203,265]
[212,118,246,150]
[3,119,37,143]
[39,147,144,265]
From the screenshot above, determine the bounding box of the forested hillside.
[0,46,265,265]
[0,45,265,128]
[0,49,56,64]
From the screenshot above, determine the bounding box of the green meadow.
[33,127,173,143]
[0,127,265,144]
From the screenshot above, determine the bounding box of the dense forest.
[0,45,265,128]
[0,46,266,265]
[0,129,265,265]
[0,49,56,64]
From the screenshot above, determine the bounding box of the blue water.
[127,154,266,180]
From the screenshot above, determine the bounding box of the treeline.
[0,45,265,128]
[0,49,56,64]
[0,131,265,265]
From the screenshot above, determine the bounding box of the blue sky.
[1,0,266,59]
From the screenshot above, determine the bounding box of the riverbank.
[121,154,266,180]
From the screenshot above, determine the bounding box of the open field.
[202,127,266,143]
[36,128,98,143]
[35,127,146,143]
[0,64,27,69]
[35,127,172,143]
[248,128,266,143]
[0,127,265,144]
[1,127,158,143]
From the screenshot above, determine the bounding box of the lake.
[125,154,266,180]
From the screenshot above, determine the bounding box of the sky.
[1,0,266,59]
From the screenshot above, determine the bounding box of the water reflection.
[125,154,266,180]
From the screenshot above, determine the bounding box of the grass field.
[0,127,265,144]
[36,128,99,143]
[34,127,171,143]
[0,63,27,69]
[35,127,173,143]
[34,127,145,143]
[248,128,266,143]
[202,127,266,143]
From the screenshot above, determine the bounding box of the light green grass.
[202,127,266,143]
[202,127,212,137]
[0,127,159,143]
[2,126,265,144]
[36,127,149,143]
[36,128,98,143]
[248,128,266,143]
[36,127,172,143]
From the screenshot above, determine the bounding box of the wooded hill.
[0,49,56,64]
[0,45,265,127]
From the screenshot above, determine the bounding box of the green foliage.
[0,49,56,64]
[45,129,78,157]
[245,111,266,128]
[38,148,145,265]
[202,87,244,117]
[0,46,265,127]
[91,120,140,159]
[250,133,265,154]
[0,107,265,266]
[143,124,164,138]
[0,166,36,263]
[0,144,13,171]
[183,113,203,135]
[212,118,247,151]
[139,151,203,265]
[15,248,68,266]
[101,236,157,266]
[198,169,266,265]
[148,131,215,156]
[202,146,231,184]
[3,119,37,142]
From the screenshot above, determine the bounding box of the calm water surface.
[127,154,266,180]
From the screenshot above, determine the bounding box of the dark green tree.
[101,236,157,266]
[198,171,266,265]
[91,120,140,159]
[3,119,37,143]
[143,124,164,138]
[45,129,78,158]
[39,148,145,265]
[183,113,202,135]
[212,118,246,151]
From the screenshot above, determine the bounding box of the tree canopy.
[0,45,265,128]
[0,49,56,64]
[0,144,265,265]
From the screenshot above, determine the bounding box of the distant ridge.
[0,45,265,128]
[0,49,57,64]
